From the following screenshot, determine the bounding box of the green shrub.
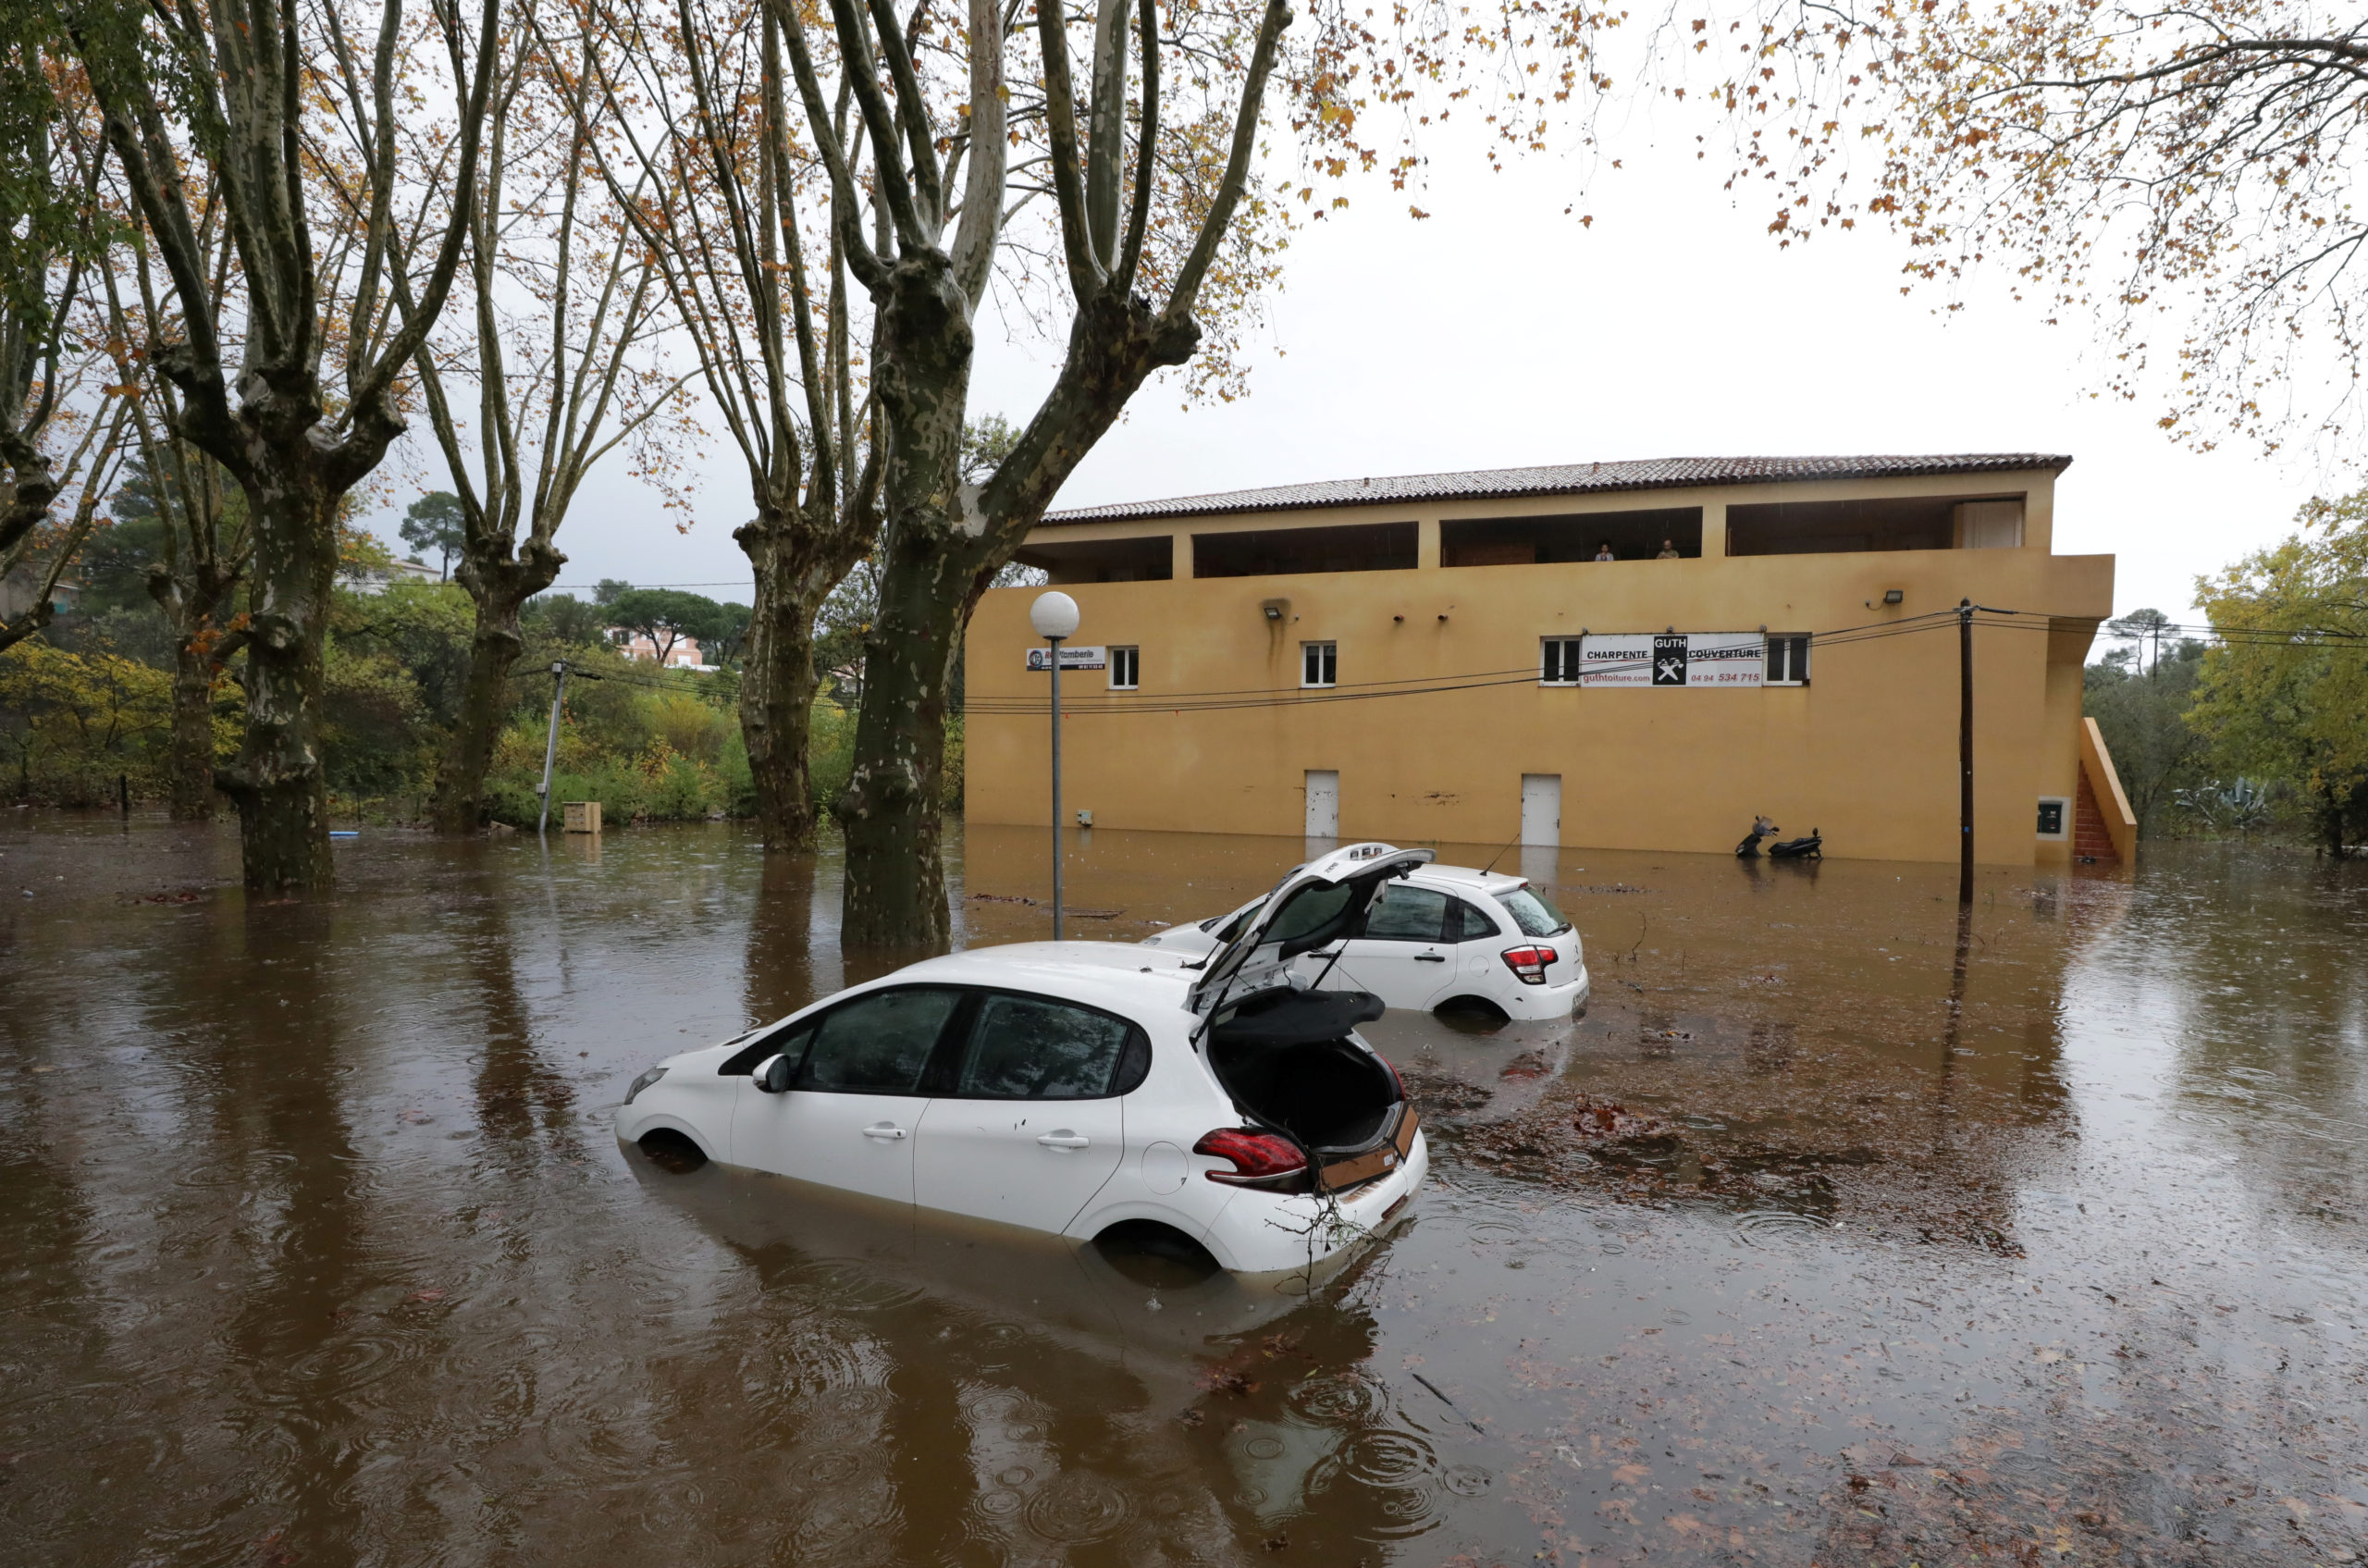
[641,742,724,820]
[0,641,174,804]
[808,696,855,814]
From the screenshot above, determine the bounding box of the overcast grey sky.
[360,113,2335,632]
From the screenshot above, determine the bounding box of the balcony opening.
[1193,522,1418,578]
[1440,507,1702,566]
[1014,535,1174,584]
[1727,494,2025,556]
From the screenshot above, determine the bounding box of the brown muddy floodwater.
[3,814,2365,1567]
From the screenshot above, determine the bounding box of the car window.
[1362,883,1449,941]
[796,987,963,1093]
[956,994,1136,1099]
[1205,899,1261,942]
[1449,898,1501,942]
[1264,882,1354,945]
[719,1017,816,1076]
[1498,886,1571,937]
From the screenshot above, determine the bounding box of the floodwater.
[3,813,2364,1567]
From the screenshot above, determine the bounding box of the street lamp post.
[1030,591,1081,940]
[536,660,569,835]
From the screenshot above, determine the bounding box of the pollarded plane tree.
[576,0,886,852]
[384,0,695,835]
[755,0,1299,945]
[0,10,135,654]
[76,0,498,890]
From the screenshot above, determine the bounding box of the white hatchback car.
[616,846,1437,1274]
[1142,845,1589,1020]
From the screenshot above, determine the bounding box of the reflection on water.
[3,814,2364,1564]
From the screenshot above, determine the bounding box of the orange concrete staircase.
[2077,718,2139,868]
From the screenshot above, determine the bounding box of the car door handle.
[1037,1131,1090,1150]
[1414,953,1448,962]
[861,1122,907,1141]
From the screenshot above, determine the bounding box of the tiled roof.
[1040,453,2072,526]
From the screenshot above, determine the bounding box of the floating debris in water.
[1569,1093,1678,1142]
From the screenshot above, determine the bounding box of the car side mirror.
[751,1054,794,1093]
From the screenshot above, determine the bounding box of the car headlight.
[624,1066,667,1105]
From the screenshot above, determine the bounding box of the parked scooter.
[1736,817,1824,859]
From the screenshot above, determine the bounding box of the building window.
[1301,641,1337,688]
[1766,634,1809,685]
[1109,646,1140,689]
[1539,637,1583,685]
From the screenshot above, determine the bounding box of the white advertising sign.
[1024,645,1107,672]
[1580,633,1764,687]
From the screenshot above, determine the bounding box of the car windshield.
[1498,886,1571,937]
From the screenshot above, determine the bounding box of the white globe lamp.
[1030,590,1081,640]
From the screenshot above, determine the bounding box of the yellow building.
[965,455,2136,867]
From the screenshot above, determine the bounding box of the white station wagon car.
[616,846,1437,1274]
[1141,846,1589,1020]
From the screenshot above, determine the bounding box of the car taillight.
[1500,945,1553,984]
[1192,1129,1309,1187]
[1377,1052,1407,1100]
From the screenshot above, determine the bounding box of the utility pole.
[536,661,569,835]
[1030,593,1081,940]
[1958,599,1974,907]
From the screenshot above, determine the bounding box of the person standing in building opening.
[1657,538,1682,560]
[1593,540,1616,562]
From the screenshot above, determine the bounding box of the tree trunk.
[166,639,218,819]
[838,290,1192,947]
[433,599,529,833]
[736,501,834,851]
[738,565,826,848]
[220,482,339,893]
[150,563,240,821]
[835,253,976,949]
[837,533,973,948]
[434,543,562,834]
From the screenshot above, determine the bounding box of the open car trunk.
[1206,989,1413,1190]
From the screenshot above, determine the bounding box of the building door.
[1305,771,1339,837]
[1521,774,1561,846]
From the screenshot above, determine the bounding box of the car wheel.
[635,1128,709,1172]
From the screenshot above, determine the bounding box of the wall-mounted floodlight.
[1260,599,1288,622]
[1883,588,1905,605]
